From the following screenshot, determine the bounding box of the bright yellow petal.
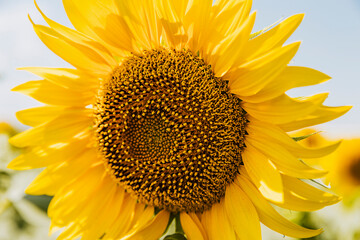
[31,20,112,76]
[35,1,117,69]
[202,0,248,57]
[228,42,300,96]
[183,0,212,52]
[224,182,261,240]
[283,175,340,204]
[56,223,82,240]
[247,117,341,158]
[241,163,334,210]
[12,80,95,106]
[106,196,138,238]
[242,14,304,61]
[202,202,236,240]
[242,144,284,203]
[155,0,189,49]
[63,0,135,55]
[9,109,92,148]
[123,210,170,240]
[246,137,327,179]
[279,105,352,132]
[180,212,207,240]
[47,164,107,225]
[25,149,101,195]
[8,134,89,170]
[19,67,99,91]
[79,182,119,240]
[15,106,66,127]
[212,0,252,36]
[208,12,256,77]
[240,66,331,103]
[100,189,127,239]
[128,205,155,234]
[243,93,329,124]
[115,0,162,50]
[236,170,323,238]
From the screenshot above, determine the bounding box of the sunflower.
[295,130,360,204]
[8,0,351,239]
[323,139,360,201]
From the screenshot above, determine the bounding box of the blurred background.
[0,0,359,239]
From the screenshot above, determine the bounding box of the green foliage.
[164,233,187,240]
[292,131,321,142]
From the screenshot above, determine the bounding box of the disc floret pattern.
[95,49,247,212]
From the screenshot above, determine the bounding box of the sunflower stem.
[175,214,184,234]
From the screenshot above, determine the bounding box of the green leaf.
[292,131,321,142]
[164,233,187,240]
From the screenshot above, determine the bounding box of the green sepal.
[292,131,321,142]
[164,233,187,240]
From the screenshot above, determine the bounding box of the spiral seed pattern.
[95,48,248,212]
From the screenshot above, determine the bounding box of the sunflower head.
[8,0,351,239]
[95,48,247,212]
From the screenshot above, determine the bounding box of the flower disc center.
[95,49,247,212]
[349,158,360,184]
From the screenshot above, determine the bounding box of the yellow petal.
[279,105,352,132]
[261,174,340,211]
[228,42,300,96]
[224,182,261,240]
[209,12,256,77]
[31,21,112,76]
[246,137,327,179]
[105,196,138,238]
[240,66,331,103]
[184,0,212,52]
[8,135,89,170]
[243,93,328,124]
[16,106,66,127]
[63,0,135,55]
[242,144,284,203]
[202,0,247,56]
[235,171,323,238]
[283,175,340,204]
[12,80,95,106]
[212,0,252,34]
[269,190,337,212]
[79,181,119,240]
[128,205,155,233]
[56,223,82,240]
[247,117,341,158]
[35,1,117,69]
[9,109,92,148]
[100,188,127,239]
[25,149,101,195]
[47,164,106,223]
[180,212,207,240]
[155,0,188,49]
[115,0,162,50]
[19,67,99,91]
[203,202,236,240]
[242,14,304,61]
[123,210,170,240]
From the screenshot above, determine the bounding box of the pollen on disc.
[94,48,248,213]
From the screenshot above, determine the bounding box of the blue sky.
[0,0,359,138]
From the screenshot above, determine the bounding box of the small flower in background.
[292,130,360,240]
[7,0,351,239]
[295,129,360,204]
[0,122,56,240]
[322,139,360,205]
